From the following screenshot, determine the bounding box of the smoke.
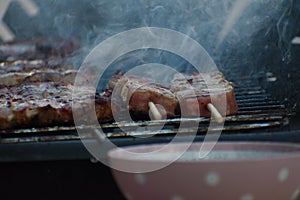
[217,0,252,46]
[276,0,297,63]
[2,0,297,73]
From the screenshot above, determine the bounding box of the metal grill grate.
[0,77,293,144]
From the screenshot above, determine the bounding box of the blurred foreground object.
[0,0,39,42]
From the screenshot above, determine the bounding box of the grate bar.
[235,94,272,100]
[237,105,285,111]
[1,121,282,144]
[237,98,279,104]
[0,113,284,134]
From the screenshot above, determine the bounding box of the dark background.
[1,0,300,199]
[0,160,125,200]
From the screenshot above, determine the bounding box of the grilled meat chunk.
[0,57,81,87]
[0,82,113,130]
[170,71,238,117]
[108,71,238,120]
[108,73,177,119]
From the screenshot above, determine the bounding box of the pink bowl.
[108,142,300,200]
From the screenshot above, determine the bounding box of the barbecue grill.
[1,0,300,199]
[0,67,296,161]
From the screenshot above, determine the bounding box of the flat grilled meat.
[170,71,238,117]
[108,73,177,119]
[0,57,81,87]
[0,82,113,130]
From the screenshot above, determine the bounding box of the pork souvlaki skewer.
[170,71,238,122]
[108,71,238,122]
[108,72,178,120]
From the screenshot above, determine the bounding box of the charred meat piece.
[108,71,237,120]
[0,57,81,87]
[108,73,177,119]
[0,37,79,61]
[0,82,113,130]
[170,71,238,118]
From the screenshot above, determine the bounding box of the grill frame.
[0,39,297,161]
[1,130,300,162]
[0,76,298,162]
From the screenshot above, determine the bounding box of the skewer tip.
[148,102,163,120]
[207,103,224,123]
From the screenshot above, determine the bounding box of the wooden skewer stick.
[18,0,39,16]
[0,21,14,42]
[148,102,163,120]
[207,103,224,123]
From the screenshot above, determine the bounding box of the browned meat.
[108,73,177,119]
[108,71,238,120]
[0,82,113,130]
[0,69,237,130]
[0,39,80,87]
[170,71,238,117]
[0,56,82,87]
